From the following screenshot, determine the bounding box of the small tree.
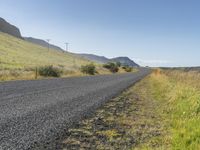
[81,63,96,75]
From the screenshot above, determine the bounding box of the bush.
[38,65,62,77]
[125,67,133,72]
[116,62,121,67]
[103,62,119,73]
[122,66,133,72]
[81,64,96,75]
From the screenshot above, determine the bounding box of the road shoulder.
[52,73,167,149]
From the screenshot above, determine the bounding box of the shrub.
[116,62,121,67]
[125,67,133,72]
[81,64,96,75]
[111,65,119,73]
[38,65,62,77]
[122,66,133,72]
[103,62,119,73]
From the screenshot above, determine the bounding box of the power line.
[65,42,69,52]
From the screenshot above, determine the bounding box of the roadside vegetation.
[80,63,97,75]
[60,69,200,149]
[103,62,119,73]
[38,65,62,77]
[0,32,91,81]
[0,33,138,81]
[122,65,133,72]
[103,61,135,73]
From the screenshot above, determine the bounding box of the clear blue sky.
[0,0,200,67]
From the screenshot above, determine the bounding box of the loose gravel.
[0,68,150,150]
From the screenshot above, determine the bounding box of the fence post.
[35,67,38,79]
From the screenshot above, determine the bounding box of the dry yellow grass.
[0,32,94,80]
[0,32,138,81]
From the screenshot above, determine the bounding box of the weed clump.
[103,62,119,73]
[116,61,121,67]
[122,66,133,72]
[81,63,96,75]
[38,65,62,77]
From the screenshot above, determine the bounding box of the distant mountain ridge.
[111,57,139,67]
[24,37,64,51]
[0,17,64,51]
[0,17,139,67]
[0,17,22,39]
[76,54,110,63]
[77,54,139,67]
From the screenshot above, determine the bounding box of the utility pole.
[46,39,51,51]
[65,42,69,52]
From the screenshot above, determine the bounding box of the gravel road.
[0,68,150,150]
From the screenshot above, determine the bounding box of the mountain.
[0,17,139,67]
[24,37,64,51]
[77,54,139,67]
[77,53,110,64]
[111,57,139,67]
[0,17,22,39]
[0,17,63,51]
[0,32,91,70]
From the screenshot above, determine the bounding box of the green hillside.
[0,32,98,80]
[0,32,90,70]
[0,32,135,81]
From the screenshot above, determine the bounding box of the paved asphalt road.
[0,68,150,150]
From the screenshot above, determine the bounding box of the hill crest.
[77,53,139,67]
[0,17,22,39]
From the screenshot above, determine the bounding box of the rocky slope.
[0,17,22,39]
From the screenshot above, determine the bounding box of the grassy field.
[0,32,89,80]
[0,33,92,69]
[58,69,200,150]
[148,69,200,150]
[0,32,133,81]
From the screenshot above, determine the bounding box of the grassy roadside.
[59,69,200,150]
[0,65,136,82]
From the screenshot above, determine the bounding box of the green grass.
[162,71,200,150]
[134,69,200,149]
